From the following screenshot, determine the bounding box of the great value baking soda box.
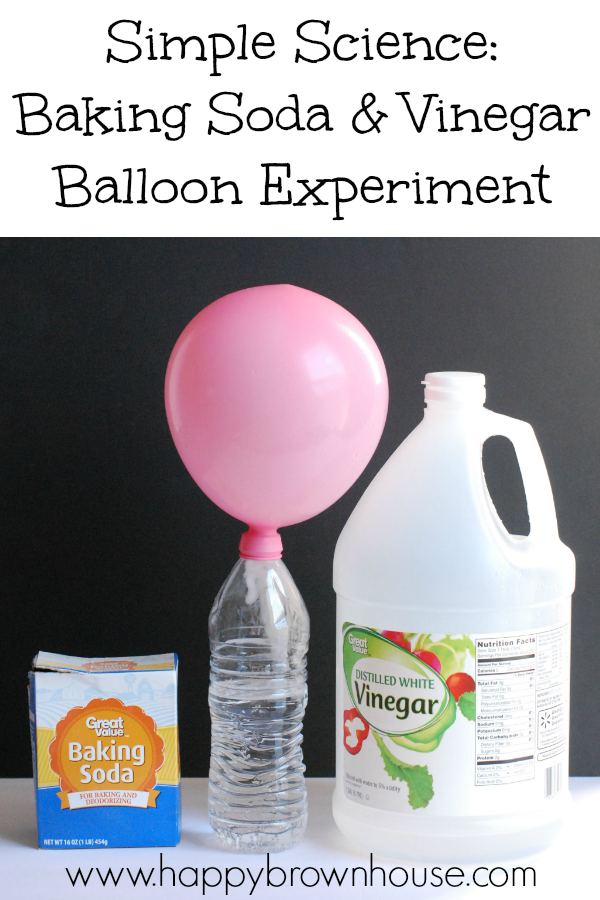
[28,652,180,848]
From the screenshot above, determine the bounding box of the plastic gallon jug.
[333,372,575,862]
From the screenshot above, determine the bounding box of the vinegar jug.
[333,372,575,861]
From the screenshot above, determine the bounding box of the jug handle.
[479,410,559,542]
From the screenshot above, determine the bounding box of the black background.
[2,237,598,778]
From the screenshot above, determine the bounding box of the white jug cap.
[422,371,486,404]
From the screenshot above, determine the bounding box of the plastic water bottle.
[333,372,575,862]
[208,556,310,852]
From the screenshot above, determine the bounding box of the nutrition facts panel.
[474,633,537,786]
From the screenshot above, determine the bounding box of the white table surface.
[1,778,597,898]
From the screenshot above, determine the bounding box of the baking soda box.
[28,652,180,848]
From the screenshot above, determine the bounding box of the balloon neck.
[239,527,283,560]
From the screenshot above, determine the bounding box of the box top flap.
[32,651,177,673]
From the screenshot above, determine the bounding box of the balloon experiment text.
[50,163,553,219]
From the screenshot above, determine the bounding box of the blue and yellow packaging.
[28,652,180,848]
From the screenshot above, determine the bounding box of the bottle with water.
[208,556,310,852]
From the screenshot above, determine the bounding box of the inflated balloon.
[165,284,388,558]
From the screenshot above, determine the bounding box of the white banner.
[58,789,160,809]
[2,0,598,236]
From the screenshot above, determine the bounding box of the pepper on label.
[343,708,369,755]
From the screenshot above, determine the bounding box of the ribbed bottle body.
[208,558,309,852]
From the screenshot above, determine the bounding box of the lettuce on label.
[372,732,434,810]
[458,691,476,721]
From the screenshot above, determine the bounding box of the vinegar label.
[340,620,570,816]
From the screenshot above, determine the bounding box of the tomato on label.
[381,630,411,651]
[343,708,369,755]
[446,672,476,701]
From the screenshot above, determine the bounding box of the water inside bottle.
[208,558,310,852]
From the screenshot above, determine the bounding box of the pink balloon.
[165,284,388,556]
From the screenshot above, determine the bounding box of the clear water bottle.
[208,556,310,852]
